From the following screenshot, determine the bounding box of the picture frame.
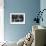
[10,13,25,24]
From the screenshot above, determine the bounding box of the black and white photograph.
[10,13,25,24]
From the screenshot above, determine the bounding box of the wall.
[4,0,40,42]
[0,0,4,42]
[40,0,46,27]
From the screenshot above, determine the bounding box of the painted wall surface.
[4,0,40,42]
[40,0,46,27]
[0,0,4,41]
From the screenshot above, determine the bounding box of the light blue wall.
[40,0,46,27]
[4,0,40,42]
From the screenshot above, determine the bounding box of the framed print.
[10,13,25,24]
